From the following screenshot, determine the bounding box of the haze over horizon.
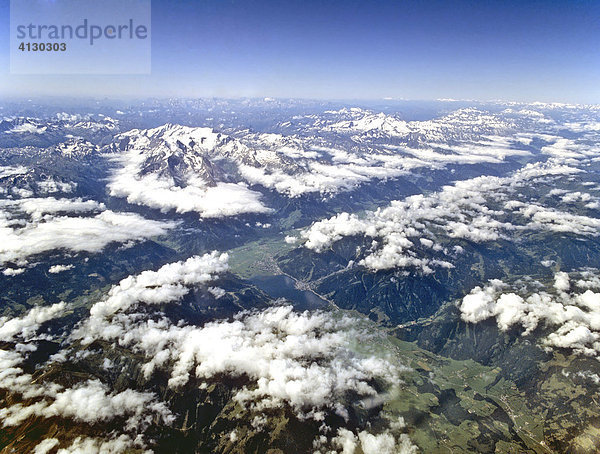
[0,0,599,103]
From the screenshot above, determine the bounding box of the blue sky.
[0,0,599,102]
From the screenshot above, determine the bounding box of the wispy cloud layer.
[0,195,176,266]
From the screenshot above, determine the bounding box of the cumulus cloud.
[238,162,379,197]
[559,191,596,205]
[541,137,597,162]
[0,251,414,450]
[237,133,417,197]
[359,431,417,454]
[207,286,226,299]
[324,427,417,454]
[165,306,402,415]
[554,272,570,292]
[300,159,592,273]
[65,252,408,423]
[0,303,172,446]
[0,302,67,342]
[54,435,140,454]
[36,179,77,194]
[11,187,34,198]
[0,379,173,428]
[514,203,600,236]
[77,297,403,420]
[238,132,532,197]
[0,233,430,454]
[48,264,74,274]
[0,301,72,400]
[459,279,508,326]
[300,174,507,272]
[459,270,600,357]
[73,252,230,344]
[575,271,600,290]
[0,349,55,399]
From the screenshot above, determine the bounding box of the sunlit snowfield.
[1,99,600,453]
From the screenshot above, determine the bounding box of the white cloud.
[165,306,402,415]
[0,304,172,446]
[0,379,174,428]
[0,302,67,342]
[11,187,34,198]
[0,349,55,399]
[575,271,600,290]
[515,204,600,236]
[541,138,597,161]
[55,435,140,454]
[237,130,535,197]
[0,165,28,179]
[327,427,417,454]
[109,170,271,218]
[300,159,592,273]
[48,264,75,274]
[0,251,413,451]
[33,438,59,454]
[5,123,46,134]
[76,294,404,420]
[459,270,600,357]
[554,272,570,292]
[207,286,226,299]
[66,253,407,421]
[36,180,77,194]
[459,279,508,326]
[0,210,175,265]
[33,438,60,454]
[73,252,230,344]
[0,197,104,221]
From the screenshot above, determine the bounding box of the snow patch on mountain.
[107,124,271,217]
